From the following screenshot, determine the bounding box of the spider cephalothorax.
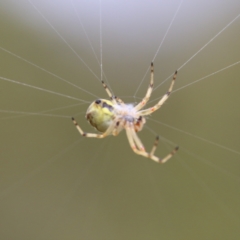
[72,62,179,164]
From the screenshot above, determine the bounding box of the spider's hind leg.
[150,136,159,156]
[126,122,178,164]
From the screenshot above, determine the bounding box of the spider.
[72,62,179,163]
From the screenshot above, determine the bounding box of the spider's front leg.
[101,80,116,104]
[101,80,124,104]
[138,70,177,116]
[134,62,154,111]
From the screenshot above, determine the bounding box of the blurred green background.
[0,0,240,239]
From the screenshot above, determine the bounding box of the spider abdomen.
[86,99,115,132]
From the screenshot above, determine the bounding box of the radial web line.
[0,110,69,119]
[173,61,240,93]
[0,76,84,102]
[0,47,100,99]
[149,118,240,155]
[148,60,240,104]
[28,0,100,81]
[148,61,240,104]
[146,124,240,181]
[134,0,183,97]
[70,0,112,92]
[0,102,87,120]
[154,13,240,91]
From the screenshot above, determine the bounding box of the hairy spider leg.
[125,122,178,163]
[134,62,154,111]
[138,70,177,116]
[72,117,118,138]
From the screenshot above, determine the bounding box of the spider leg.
[126,122,178,163]
[101,80,118,104]
[72,117,117,138]
[128,122,145,151]
[101,81,125,104]
[150,136,159,156]
[138,70,177,116]
[134,62,154,111]
[115,96,125,104]
[150,136,179,163]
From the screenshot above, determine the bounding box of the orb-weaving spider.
[72,63,179,163]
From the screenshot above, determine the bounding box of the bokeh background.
[0,0,240,239]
